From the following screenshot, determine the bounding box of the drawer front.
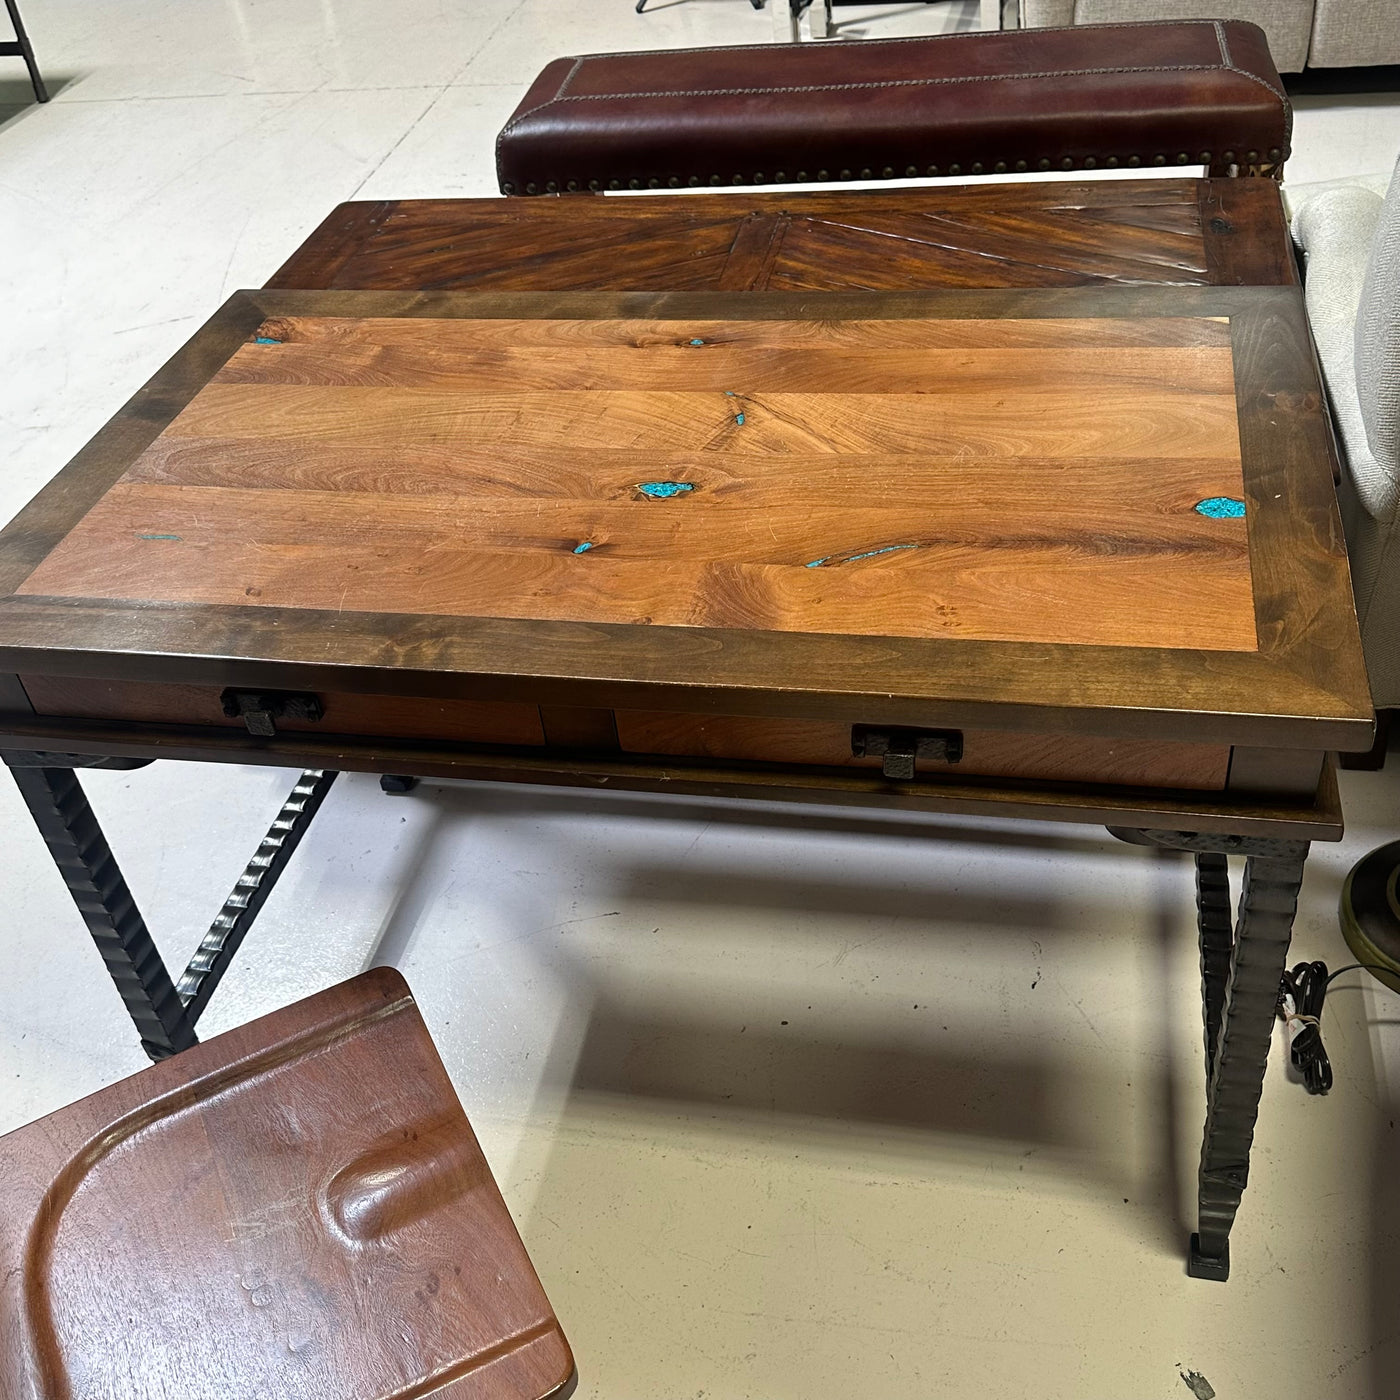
[615,711,1230,791]
[20,677,546,746]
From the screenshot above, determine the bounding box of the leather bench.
[495,19,1290,196]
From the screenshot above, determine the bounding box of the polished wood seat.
[0,970,575,1400]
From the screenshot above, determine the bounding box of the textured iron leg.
[1109,828,1308,1278]
[1195,852,1233,1084]
[6,762,196,1059]
[1190,848,1306,1279]
[3,0,49,102]
[178,769,338,1022]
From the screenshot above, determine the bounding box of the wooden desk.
[0,179,1372,1281]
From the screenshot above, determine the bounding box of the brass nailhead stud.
[1247,150,1258,161]
[1152,154,1166,166]
[545,181,558,192]
[1269,147,1281,159]
[1176,153,1189,164]
[588,179,601,190]
[687,175,700,186]
[629,179,641,189]
[709,175,722,185]
[796,170,808,180]
[859,167,872,178]
[753,172,765,182]
[971,162,984,174]
[1061,157,1073,169]
[906,164,918,176]
[1014,159,1028,172]
[817,169,829,180]
[838,168,852,180]
[566,180,577,191]
[1223,150,1236,162]
[1083,157,1096,168]
[646,178,659,188]
[526,182,538,194]
[882,166,894,178]
[926,164,939,176]
[668,176,680,187]
[1038,158,1051,170]
[608,179,621,190]
[502,182,516,194]
[733,174,745,183]
[1128,155,1141,167]
[774,171,786,181]
[1199,151,1211,163]
[1106,156,1118,167]
[949,163,961,175]
[993,161,1007,173]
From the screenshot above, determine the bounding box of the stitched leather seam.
[513,63,1279,105]
[497,54,583,145]
[565,16,1232,63]
[1214,19,1292,146]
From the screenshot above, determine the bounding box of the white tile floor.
[3,3,1400,1397]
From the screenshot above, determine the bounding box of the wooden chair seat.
[0,970,575,1400]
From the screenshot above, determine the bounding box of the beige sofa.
[1018,1,1400,71]
[1289,158,1400,709]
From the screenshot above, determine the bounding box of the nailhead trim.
[504,145,1292,195]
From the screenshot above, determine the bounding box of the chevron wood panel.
[266,181,1297,294]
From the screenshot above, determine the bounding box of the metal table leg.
[1111,827,1308,1280]
[2,0,48,103]
[5,752,337,1060]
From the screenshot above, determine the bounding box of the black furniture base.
[6,750,1314,1280]
[2,0,48,103]
[1111,827,1308,1281]
[4,752,336,1059]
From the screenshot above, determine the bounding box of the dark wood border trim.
[0,286,1372,752]
[265,200,398,289]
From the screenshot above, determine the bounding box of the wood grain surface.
[0,970,574,1400]
[614,710,1230,790]
[19,675,546,745]
[267,182,1299,294]
[18,308,1255,651]
[0,285,1368,756]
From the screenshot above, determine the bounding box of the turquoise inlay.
[690,339,705,346]
[637,481,694,499]
[573,541,595,554]
[807,544,919,568]
[734,412,746,425]
[1195,496,1246,519]
[255,336,281,345]
[139,533,182,541]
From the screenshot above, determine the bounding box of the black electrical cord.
[1276,961,1400,1096]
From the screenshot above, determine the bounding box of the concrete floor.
[3,3,1400,1397]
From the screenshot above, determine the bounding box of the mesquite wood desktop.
[0,182,1373,1281]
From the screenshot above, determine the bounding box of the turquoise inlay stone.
[637,482,694,499]
[254,336,281,344]
[1195,496,1246,518]
[734,412,745,425]
[689,339,705,346]
[139,533,182,541]
[572,541,595,554]
[806,544,918,568]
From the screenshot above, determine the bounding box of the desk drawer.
[19,677,546,746]
[615,711,1230,791]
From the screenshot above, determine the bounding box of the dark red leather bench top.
[496,19,1289,194]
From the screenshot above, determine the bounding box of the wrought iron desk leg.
[1111,828,1308,1280]
[3,0,48,103]
[6,754,337,1061]
[5,758,196,1059]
